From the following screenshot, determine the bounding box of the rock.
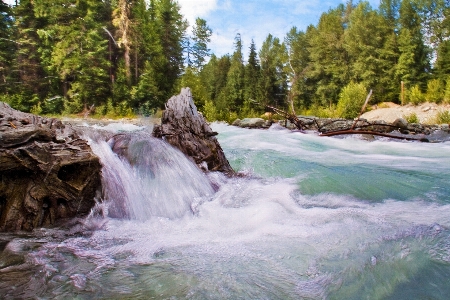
[232,119,241,126]
[153,88,235,176]
[0,102,101,231]
[392,118,408,129]
[239,118,266,128]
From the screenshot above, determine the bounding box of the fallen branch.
[319,129,429,142]
[351,89,372,130]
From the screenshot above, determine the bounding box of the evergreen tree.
[307,5,350,106]
[258,34,288,108]
[200,53,230,105]
[344,2,393,102]
[397,0,430,89]
[10,0,49,112]
[379,0,401,30]
[0,1,15,95]
[221,33,245,114]
[243,39,260,113]
[191,17,212,69]
[156,0,188,101]
[284,26,311,110]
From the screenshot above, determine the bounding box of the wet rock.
[239,118,266,128]
[153,88,235,176]
[392,118,408,129]
[0,102,101,231]
[232,119,241,126]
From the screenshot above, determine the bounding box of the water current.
[1,122,450,299]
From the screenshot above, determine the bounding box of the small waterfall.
[87,131,214,221]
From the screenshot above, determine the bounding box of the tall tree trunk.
[119,0,131,82]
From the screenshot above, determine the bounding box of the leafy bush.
[202,100,218,121]
[408,85,425,105]
[435,110,450,124]
[444,78,450,104]
[403,112,419,124]
[425,79,443,103]
[337,82,367,119]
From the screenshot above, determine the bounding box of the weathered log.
[153,88,235,176]
[0,102,101,231]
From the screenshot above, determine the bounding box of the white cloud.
[177,0,218,27]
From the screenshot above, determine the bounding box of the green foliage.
[425,79,443,103]
[202,100,218,122]
[307,104,339,118]
[190,18,212,69]
[1,0,449,119]
[407,85,425,105]
[337,82,367,119]
[403,112,419,123]
[443,77,450,103]
[435,110,450,124]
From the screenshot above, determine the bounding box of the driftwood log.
[153,88,235,176]
[0,102,101,231]
[266,90,432,142]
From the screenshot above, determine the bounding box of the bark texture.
[153,88,235,175]
[0,102,101,231]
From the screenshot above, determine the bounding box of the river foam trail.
[0,122,449,299]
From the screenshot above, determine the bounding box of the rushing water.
[1,122,450,299]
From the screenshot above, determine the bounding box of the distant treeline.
[1,0,449,120]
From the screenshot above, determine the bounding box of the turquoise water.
[0,123,449,299]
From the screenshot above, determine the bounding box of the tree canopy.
[0,0,449,120]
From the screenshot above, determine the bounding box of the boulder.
[0,102,101,231]
[153,88,235,176]
[239,118,266,128]
[392,118,408,129]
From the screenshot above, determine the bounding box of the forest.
[0,0,449,122]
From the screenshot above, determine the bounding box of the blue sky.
[178,0,381,58]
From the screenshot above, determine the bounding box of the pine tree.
[221,33,245,114]
[156,0,188,101]
[191,17,212,69]
[34,0,111,113]
[258,34,288,108]
[344,2,393,102]
[284,27,311,110]
[307,5,350,106]
[397,0,430,89]
[0,1,15,95]
[243,39,260,113]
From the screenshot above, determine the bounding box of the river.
[1,122,450,299]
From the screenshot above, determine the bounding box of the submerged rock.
[153,88,235,176]
[0,102,101,231]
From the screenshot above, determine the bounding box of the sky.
[4,0,381,58]
[178,0,381,58]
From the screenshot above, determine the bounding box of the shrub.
[408,85,425,105]
[444,78,450,104]
[202,100,218,122]
[436,110,450,124]
[337,82,367,119]
[403,112,419,124]
[425,79,444,103]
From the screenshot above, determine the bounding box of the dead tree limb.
[319,130,429,142]
[351,89,372,130]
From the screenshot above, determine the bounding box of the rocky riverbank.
[0,102,102,231]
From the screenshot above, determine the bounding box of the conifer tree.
[243,39,260,112]
[307,5,350,106]
[258,34,288,108]
[0,1,15,95]
[191,17,212,69]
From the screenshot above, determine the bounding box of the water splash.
[87,131,214,221]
